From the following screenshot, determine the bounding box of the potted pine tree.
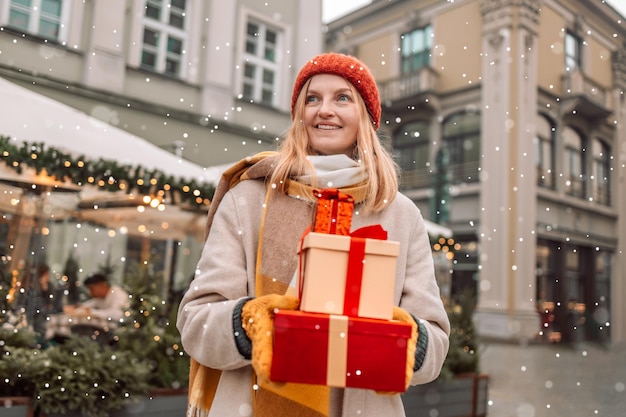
[0,328,39,417]
[402,290,489,417]
[112,264,190,415]
[31,336,153,417]
[0,260,37,417]
[0,259,189,417]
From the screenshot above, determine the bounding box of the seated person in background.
[64,273,129,322]
[16,263,63,344]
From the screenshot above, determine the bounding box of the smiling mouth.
[316,124,341,130]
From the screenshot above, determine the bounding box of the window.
[400,26,432,74]
[536,241,556,304]
[442,112,481,183]
[591,138,611,205]
[536,239,611,344]
[594,250,611,342]
[141,0,188,77]
[564,245,582,302]
[241,20,281,106]
[394,121,430,188]
[565,31,582,72]
[8,0,65,41]
[563,127,586,198]
[535,115,555,189]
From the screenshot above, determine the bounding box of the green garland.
[0,135,215,208]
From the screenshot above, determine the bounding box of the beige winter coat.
[178,175,450,417]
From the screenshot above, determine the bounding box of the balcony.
[378,66,439,114]
[400,166,432,190]
[400,161,480,191]
[560,70,612,122]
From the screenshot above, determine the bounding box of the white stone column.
[199,0,237,116]
[611,49,626,345]
[475,0,541,341]
[476,11,513,340]
[82,0,127,93]
[511,28,541,339]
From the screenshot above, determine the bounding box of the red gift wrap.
[270,310,411,392]
[312,189,354,235]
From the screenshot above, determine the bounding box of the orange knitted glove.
[240,294,299,384]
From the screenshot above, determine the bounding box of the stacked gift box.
[270,189,412,393]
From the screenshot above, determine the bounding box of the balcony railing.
[400,161,480,190]
[378,66,439,103]
[561,70,610,111]
[564,175,585,199]
[536,166,554,189]
[400,167,433,189]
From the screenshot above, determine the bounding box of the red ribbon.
[329,198,339,234]
[343,225,387,316]
[314,189,352,201]
[344,237,365,316]
[350,224,387,240]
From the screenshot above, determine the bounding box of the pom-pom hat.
[291,53,381,130]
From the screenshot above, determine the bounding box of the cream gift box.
[296,226,399,320]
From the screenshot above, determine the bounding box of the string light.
[432,235,458,260]
[0,136,214,209]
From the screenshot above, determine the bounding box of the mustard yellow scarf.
[187,152,370,417]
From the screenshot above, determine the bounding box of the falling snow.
[0,0,625,416]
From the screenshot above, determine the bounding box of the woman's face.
[303,73,360,156]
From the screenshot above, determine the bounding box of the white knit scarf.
[296,154,367,188]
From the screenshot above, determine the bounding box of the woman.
[177,52,450,417]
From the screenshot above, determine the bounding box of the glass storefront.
[536,239,612,344]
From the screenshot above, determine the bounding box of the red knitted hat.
[291,53,381,130]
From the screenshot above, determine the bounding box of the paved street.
[480,341,626,417]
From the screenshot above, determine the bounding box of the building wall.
[0,0,323,288]
[0,0,623,344]
[0,0,323,168]
[536,4,564,91]
[433,1,482,93]
[325,0,626,345]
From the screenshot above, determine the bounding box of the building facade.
[1,0,625,346]
[325,0,626,345]
[0,0,322,168]
[0,0,322,291]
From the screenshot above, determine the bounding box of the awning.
[424,219,453,238]
[0,76,214,242]
[0,76,213,184]
[76,191,206,241]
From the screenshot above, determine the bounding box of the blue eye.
[337,94,350,102]
[306,95,319,103]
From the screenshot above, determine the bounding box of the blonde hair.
[270,78,399,214]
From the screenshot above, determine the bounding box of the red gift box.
[270,310,411,392]
[312,189,354,235]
